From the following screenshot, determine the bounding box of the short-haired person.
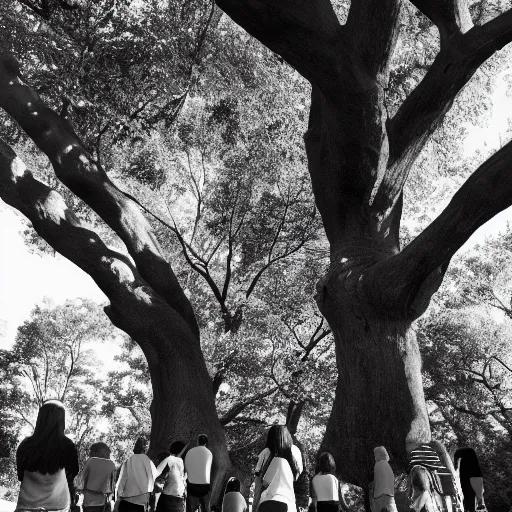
[184,435,213,512]
[253,426,303,512]
[221,478,247,512]
[116,437,167,512]
[15,400,79,512]
[311,453,349,512]
[372,447,397,512]
[257,425,300,512]
[155,441,188,512]
[76,442,117,512]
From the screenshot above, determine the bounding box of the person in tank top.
[15,400,79,512]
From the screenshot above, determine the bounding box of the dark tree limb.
[215,0,343,93]
[365,138,512,318]
[374,8,512,215]
[0,138,151,307]
[0,53,199,338]
[219,386,279,426]
[408,0,473,43]
[345,0,403,79]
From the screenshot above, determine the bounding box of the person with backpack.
[184,435,213,512]
[15,400,79,512]
[310,452,349,512]
[253,426,303,512]
[75,442,117,512]
[256,425,300,512]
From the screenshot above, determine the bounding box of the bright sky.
[1,61,511,354]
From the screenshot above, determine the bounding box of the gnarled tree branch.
[373,8,512,215]
[365,137,512,318]
[0,53,199,338]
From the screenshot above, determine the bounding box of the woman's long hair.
[17,400,68,475]
[454,447,481,481]
[224,477,241,495]
[265,425,298,478]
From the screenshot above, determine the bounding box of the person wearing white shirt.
[155,441,188,512]
[184,435,213,512]
[256,426,301,512]
[311,452,349,512]
[116,437,166,512]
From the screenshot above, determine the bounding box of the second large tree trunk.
[317,254,431,488]
[105,303,232,506]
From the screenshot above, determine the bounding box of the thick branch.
[0,53,199,338]
[365,138,512,318]
[376,8,512,214]
[215,0,343,93]
[408,0,473,42]
[0,139,148,302]
[219,386,278,426]
[345,0,402,79]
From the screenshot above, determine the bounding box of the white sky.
[1,62,511,354]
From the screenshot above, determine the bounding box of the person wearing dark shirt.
[16,400,79,512]
[454,448,484,512]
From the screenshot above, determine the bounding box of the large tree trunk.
[106,308,232,504]
[317,260,430,486]
[0,53,232,506]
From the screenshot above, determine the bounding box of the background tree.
[0,299,112,452]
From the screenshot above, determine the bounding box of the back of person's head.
[411,466,429,492]
[198,434,208,447]
[18,399,68,475]
[265,425,293,456]
[265,424,297,478]
[90,442,111,459]
[454,447,480,475]
[224,477,241,494]
[374,446,390,462]
[170,441,186,456]
[134,436,148,454]
[315,452,336,475]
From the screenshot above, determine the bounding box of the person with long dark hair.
[454,448,485,512]
[15,400,79,512]
[221,478,246,512]
[310,453,349,512]
[253,426,303,512]
[256,425,301,512]
[76,442,117,512]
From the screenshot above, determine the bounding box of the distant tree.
[0,298,112,453]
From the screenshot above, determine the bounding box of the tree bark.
[315,243,430,486]
[0,53,232,505]
[216,1,512,495]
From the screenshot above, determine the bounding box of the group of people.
[371,443,485,512]
[14,401,215,512]
[13,400,486,512]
